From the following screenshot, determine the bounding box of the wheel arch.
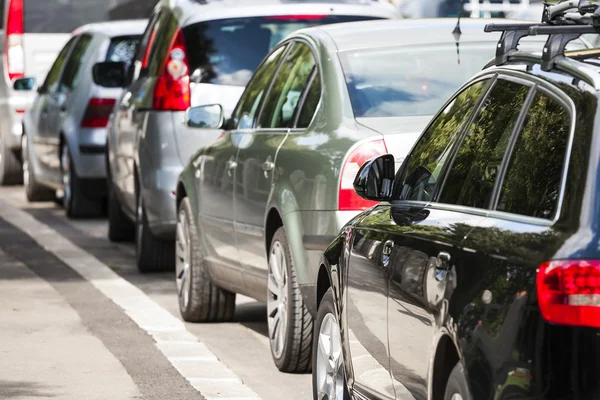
[431,333,461,400]
[316,263,332,310]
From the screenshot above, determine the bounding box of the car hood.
[356,115,432,165]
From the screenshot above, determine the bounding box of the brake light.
[537,260,600,329]
[339,138,387,211]
[81,98,116,128]
[266,15,327,20]
[152,28,190,111]
[4,0,24,81]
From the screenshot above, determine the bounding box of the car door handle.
[262,157,274,172]
[383,240,394,256]
[226,158,237,177]
[435,251,451,281]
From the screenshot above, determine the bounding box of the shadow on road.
[0,380,56,398]
[235,301,269,337]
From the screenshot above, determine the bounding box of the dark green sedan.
[173,18,549,373]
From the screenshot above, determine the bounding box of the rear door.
[235,41,317,298]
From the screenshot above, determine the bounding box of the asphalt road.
[0,186,311,400]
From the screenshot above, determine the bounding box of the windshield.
[183,15,382,87]
[340,43,499,118]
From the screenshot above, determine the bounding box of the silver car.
[22,20,146,217]
[105,0,399,272]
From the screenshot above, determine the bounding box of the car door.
[196,43,289,287]
[385,77,535,400]
[235,41,317,298]
[30,36,77,182]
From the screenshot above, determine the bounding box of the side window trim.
[58,33,93,93]
[291,65,318,129]
[42,36,80,94]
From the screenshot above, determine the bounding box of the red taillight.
[537,260,600,329]
[81,98,116,128]
[152,28,190,111]
[339,138,387,211]
[266,15,327,20]
[4,0,24,81]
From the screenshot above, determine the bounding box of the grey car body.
[174,18,542,373]
[22,20,146,216]
[105,0,399,271]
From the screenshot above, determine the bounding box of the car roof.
[166,0,399,27]
[308,18,548,52]
[72,19,148,38]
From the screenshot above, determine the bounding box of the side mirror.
[186,104,224,129]
[92,61,126,88]
[13,76,36,91]
[353,154,395,202]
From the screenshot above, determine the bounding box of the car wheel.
[22,134,55,202]
[444,363,472,400]
[0,135,23,185]
[312,288,349,400]
[135,188,175,272]
[61,142,102,219]
[107,182,134,242]
[267,226,313,373]
[176,197,236,322]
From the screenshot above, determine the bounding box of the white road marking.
[0,200,262,400]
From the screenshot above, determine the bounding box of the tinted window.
[42,37,77,93]
[395,80,489,202]
[438,80,531,209]
[23,0,133,33]
[107,36,140,67]
[296,72,321,128]
[258,43,316,129]
[496,91,571,220]
[232,45,287,130]
[59,35,92,92]
[340,43,499,118]
[183,15,379,87]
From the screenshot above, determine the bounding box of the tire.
[61,142,102,219]
[22,134,55,202]
[0,136,23,185]
[135,188,175,272]
[312,288,349,400]
[267,226,313,373]
[176,197,236,322]
[107,183,134,242]
[444,363,473,400]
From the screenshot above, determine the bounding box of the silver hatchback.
[22,20,146,217]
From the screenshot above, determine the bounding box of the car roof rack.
[485,0,600,71]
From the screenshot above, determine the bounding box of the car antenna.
[453,11,462,65]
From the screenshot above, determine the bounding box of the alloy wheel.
[175,209,191,311]
[316,313,344,400]
[267,240,289,359]
[61,143,71,208]
[21,136,29,188]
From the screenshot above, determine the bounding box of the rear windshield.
[183,15,382,87]
[23,0,138,33]
[106,36,140,67]
[340,43,498,118]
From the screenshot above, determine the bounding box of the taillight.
[537,260,600,329]
[152,28,190,111]
[339,138,387,211]
[4,0,24,81]
[81,98,116,128]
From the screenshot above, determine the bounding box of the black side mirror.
[13,76,36,91]
[92,61,127,88]
[353,154,396,202]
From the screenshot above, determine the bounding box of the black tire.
[0,136,23,185]
[312,288,350,400]
[61,143,102,219]
[268,226,313,373]
[177,197,236,322]
[22,134,55,202]
[444,363,473,400]
[107,183,134,242]
[135,189,175,272]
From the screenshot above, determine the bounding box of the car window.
[231,45,288,130]
[438,79,532,209]
[42,36,78,93]
[147,11,179,77]
[395,79,490,202]
[496,91,571,220]
[258,43,316,129]
[107,36,140,67]
[59,34,93,93]
[296,72,321,129]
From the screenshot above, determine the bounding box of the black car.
[312,2,600,400]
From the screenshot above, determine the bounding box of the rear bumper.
[71,127,108,179]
